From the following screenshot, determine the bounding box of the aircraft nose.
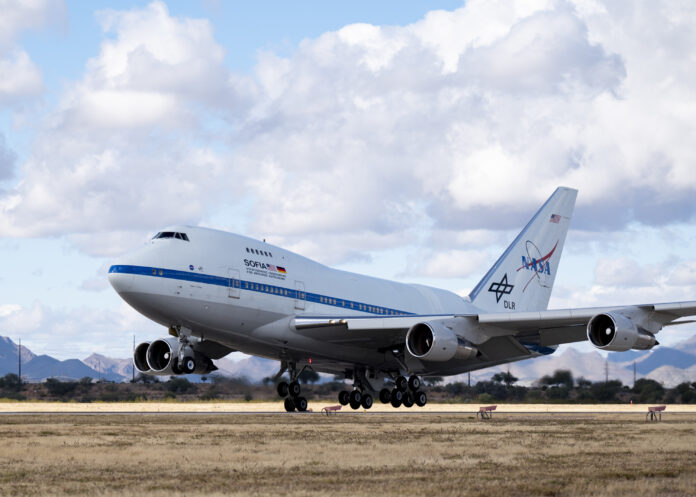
[108,264,134,294]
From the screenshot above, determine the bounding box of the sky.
[1,0,696,361]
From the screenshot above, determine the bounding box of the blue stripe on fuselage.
[108,265,414,316]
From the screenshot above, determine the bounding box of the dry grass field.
[1,412,696,497]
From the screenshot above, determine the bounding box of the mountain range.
[1,335,695,387]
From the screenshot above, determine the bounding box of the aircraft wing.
[292,301,696,349]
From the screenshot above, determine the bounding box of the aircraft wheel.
[408,375,421,391]
[295,396,308,412]
[402,392,414,408]
[379,388,391,404]
[284,397,296,412]
[349,389,362,406]
[350,399,361,410]
[277,381,289,398]
[414,391,427,407]
[171,358,183,375]
[361,393,373,409]
[289,380,301,397]
[395,375,408,392]
[390,388,403,408]
[180,357,196,374]
[338,390,350,406]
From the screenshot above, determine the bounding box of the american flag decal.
[549,214,561,223]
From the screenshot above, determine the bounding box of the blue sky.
[1,0,696,361]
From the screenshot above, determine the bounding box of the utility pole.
[18,338,21,382]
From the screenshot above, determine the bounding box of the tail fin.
[468,187,577,313]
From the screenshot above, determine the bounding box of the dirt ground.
[1,411,695,496]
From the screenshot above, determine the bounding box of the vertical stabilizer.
[468,187,577,313]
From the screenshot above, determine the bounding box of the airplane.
[108,187,696,411]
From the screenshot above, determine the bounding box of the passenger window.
[246,248,250,253]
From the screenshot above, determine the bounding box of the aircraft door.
[228,268,241,298]
[295,281,305,310]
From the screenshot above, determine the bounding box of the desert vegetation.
[1,369,695,404]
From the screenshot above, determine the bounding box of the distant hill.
[0,336,35,376]
[1,334,694,386]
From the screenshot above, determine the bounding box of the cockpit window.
[153,231,189,241]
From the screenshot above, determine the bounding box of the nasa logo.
[517,240,558,292]
[189,265,194,271]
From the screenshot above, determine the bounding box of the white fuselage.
[109,226,477,373]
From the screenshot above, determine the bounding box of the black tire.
[395,375,408,392]
[295,396,308,412]
[408,375,421,391]
[349,389,362,405]
[289,380,301,397]
[350,399,361,410]
[277,381,289,398]
[390,388,403,408]
[284,397,295,412]
[338,390,350,406]
[415,391,427,407]
[361,393,373,409]
[379,388,391,404]
[181,357,195,374]
[171,358,183,375]
[403,392,414,408]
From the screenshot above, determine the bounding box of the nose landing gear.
[275,363,308,412]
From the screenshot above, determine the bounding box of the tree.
[167,377,196,394]
[539,370,574,389]
[299,369,320,384]
[0,373,22,392]
[492,371,518,388]
[632,379,664,403]
[424,376,444,387]
[591,380,623,402]
[45,378,78,396]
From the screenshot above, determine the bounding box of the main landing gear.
[275,363,308,412]
[337,375,426,410]
[379,375,427,409]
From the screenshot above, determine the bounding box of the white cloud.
[0,301,162,360]
[0,0,63,104]
[0,49,43,102]
[0,0,695,270]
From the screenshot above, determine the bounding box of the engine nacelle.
[133,341,151,374]
[587,312,658,352]
[146,337,181,374]
[405,321,478,362]
[138,337,216,375]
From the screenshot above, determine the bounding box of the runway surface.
[2,401,696,414]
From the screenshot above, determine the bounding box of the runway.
[2,401,696,415]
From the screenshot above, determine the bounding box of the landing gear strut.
[275,362,308,412]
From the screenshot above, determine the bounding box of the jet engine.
[133,338,216,375]
[405,321,478,362]
[586,312,658,352]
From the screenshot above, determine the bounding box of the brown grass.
[1,413,695,496]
